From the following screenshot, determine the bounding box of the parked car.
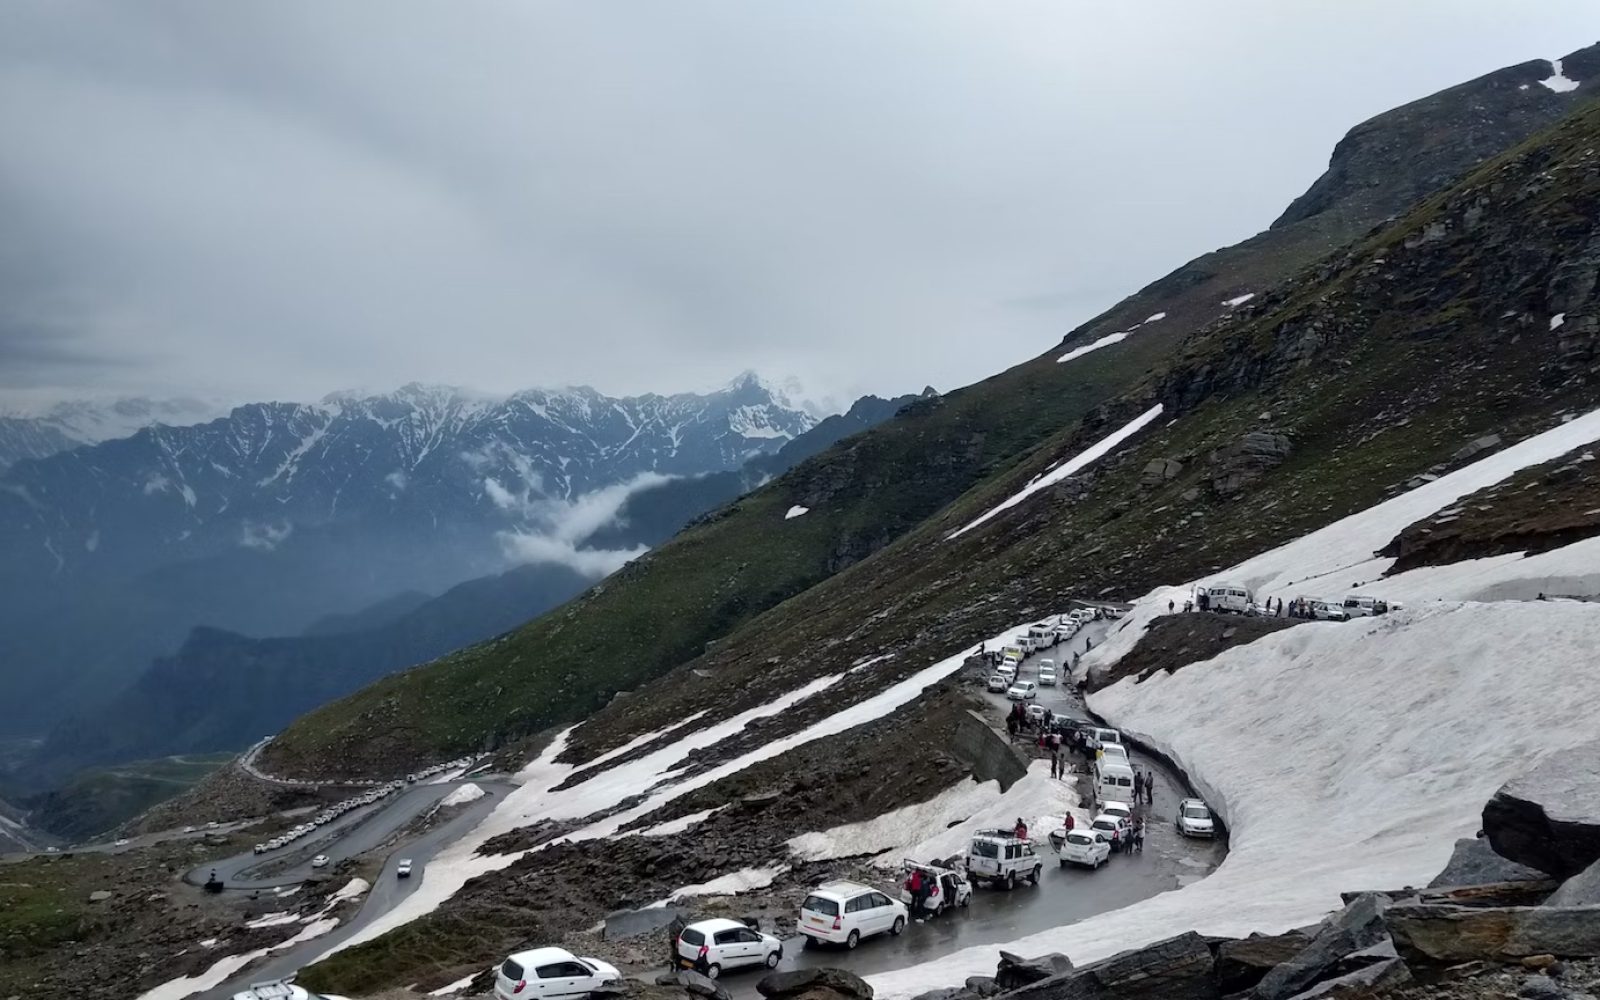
[311,855,329,869]
[966,830,1042,889]
[1204,583,1253,614]
[798,881,907,948]
[1006,681,1038,701]
[986,674,1009,693]
[494,946,620,1000]
[997,662,1017,683]
[1342,595,1390,617]
[1090,813,1130,852]
[898,859,970,916]
[1308,600,1350,621]
[1100,800,1135,826]
[396,859,413,878]
[1177,799,1216,838]
[1057,828,1112,869]
[1025,703,1047,723]
[1100,743,1129,764]
[1054,620,1079,640]
[229,981,353,1000]
[675,918,782,977]
[1037,660,1057,686]
[253,843,267,855]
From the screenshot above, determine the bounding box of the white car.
[1177,798,1216,838]
[675,918,782,977]
[1025,703,1047,724]
[396,859,413,878]
[997,660,1018,681]
[1101,800,1135,826]
[986,674,1009,693]
[1090,813,1130,851]
[1100,743,1129,764]
[310,855,329,869]
[1038,662,1058,686]
[1308,600,1349,621]
[798,881,907,948]
[1054,621,1079,640]
[494,947,620,1000]
[1057,828,1111,869]
[230,981,353,1000]
[1006,681,1037,701]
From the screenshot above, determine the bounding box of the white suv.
[494,947,620,999]
[798,881,907,949]
[675,918,782,978]
[965,831,1041,889]
[230,983,352,1000]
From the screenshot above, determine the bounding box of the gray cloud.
[0,1,1596,407]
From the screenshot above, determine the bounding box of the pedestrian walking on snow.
[1049,753,1059,779]
[1168,599,1175,613]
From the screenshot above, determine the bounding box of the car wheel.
[1005,871,1017,891]
[1030,866,1041,885]
[846,930,861,950]
[802,935,816,950]
[705,964,721,980]
[765,950,781,968]
[960,894,970,908]
[891,916,906,935]
[1059,858,1068,869]
[932,901,945,918]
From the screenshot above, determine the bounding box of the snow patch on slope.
[948,404,1165,539]
[785,505,810,519]
[1541,58,1581,93]
[1056,331,1129,365]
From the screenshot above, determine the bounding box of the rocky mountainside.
[260,45,1599,780]
[283,83,1600,996]
[0,374,817,738]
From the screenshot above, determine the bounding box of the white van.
[1095,759,1137,807]
[1205,583,1253,614]
[1342,595,1390,617]
[1027,624,1054,645]
[1088,727,1122,747]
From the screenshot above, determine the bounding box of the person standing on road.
[666,913,687,970]
[1133,819,1145,853]
[1133,770,1144,799]
[1144,773,1155,804]
[1049,752,1059,780]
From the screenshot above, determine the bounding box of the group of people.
[1005,700,1054,739]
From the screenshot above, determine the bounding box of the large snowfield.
[866,408,1600,996]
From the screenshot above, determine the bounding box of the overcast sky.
[1,2,1596,411]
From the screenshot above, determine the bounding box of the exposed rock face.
[1484,741,1600,877]
[1548,858,1600,907]
[1215,931,1313,993]
[995,951,1073,990]
[1004,931,1218,1000]
[1251,892,1391,1000]
[1139,458,1185,488]
[1284,957,1411,999]
[1388,903,1600,961]
[1449,434,1503,465]
[1430,837,1547,888]
[1210,432,1292,495]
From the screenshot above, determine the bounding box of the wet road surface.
[720,620,1226,995]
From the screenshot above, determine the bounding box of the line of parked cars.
[251,754,479,856]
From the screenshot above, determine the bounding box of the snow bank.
[323,618,1043,961]
[244,911,297,929]
[785,505,810,519]
[137,915,343,1000]
[1552,312,1567,331]
[666,865,788,902]
[874,601,1600,996]
[327,877,369,904]
[438,783,486,808]
[1541,57,1581,93]
[429,972,482,996]
[1145,312,1167,323]
[1223,293,1255,307]
[641,806,723,837]
[949,404,1166,539]
[1056,331,1129,365]
[788,763,1082,865]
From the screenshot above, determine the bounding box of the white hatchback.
[494,947,620,999]
[1177,798,1216,838]
[798,881,907,948]
[1038,663,1058,686]
[1006,681,1037,701]
[986,674,1009,693]
[1057,828,1111,869]
[675,918,782,978]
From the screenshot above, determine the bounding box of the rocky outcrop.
[1139,458,1184,489]
[757,967,873,1000]
[1251,893,1391,1000]
[1215,931,1313,993]
[1430,836,1547,888]
[995,951,1073,990]
[950,710,1029,791]
[1548,859,1600,907]
[1005,932,1218,1000]
[1209,432,1292,495]
[1484,742,1600,878]
[1388,903,1600,962]
[657,969,732,1000]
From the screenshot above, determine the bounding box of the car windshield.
[1183,806,1211,819]
[970,840,999,858]
[802,895,839,916]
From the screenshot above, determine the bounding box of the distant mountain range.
[15,386,928,807]
[0,374,821,742]
[0,396,226,471]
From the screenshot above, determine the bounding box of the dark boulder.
[1388,903,1600,961]
[1251,892,1390,1000]
[1547,858,1600,907]
[996,950,1073,989]
[1429,837,1546,888]
[1282,957,1411,999]
[1006,931,1217,1000]
[658,969,732,1000]
[1484,741,1600,878]
[757,967,873,1000]
[1214,930,1312,993]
